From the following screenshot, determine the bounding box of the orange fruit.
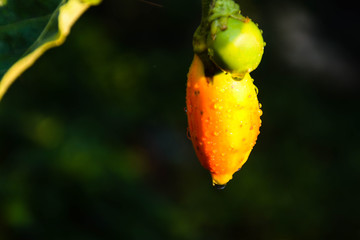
[186,54,262,187]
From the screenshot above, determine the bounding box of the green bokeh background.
[1,0,359,239]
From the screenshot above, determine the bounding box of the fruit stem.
[194,0,242,76]
[193,0,212,55]
[193,0,218,76]
[201,0,212,23]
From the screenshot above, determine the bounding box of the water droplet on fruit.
[186,127,191,139]
[229,144,235,150]
[235,104,239,108]
[188,105,193,113]
[213,183,226,190]
[184,107,187,113]
[213,131,219,136]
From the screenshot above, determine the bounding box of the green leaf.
[0,0,102,101]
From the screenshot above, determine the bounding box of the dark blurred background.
[1,0,359,239]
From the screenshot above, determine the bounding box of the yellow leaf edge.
[0,0,102,101]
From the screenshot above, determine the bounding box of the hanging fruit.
[186,0,265,188]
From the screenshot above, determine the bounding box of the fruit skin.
[186,54,262,186]
[207,17,265,78]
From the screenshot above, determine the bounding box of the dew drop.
[188,105,193,113]
[186,127,191,139]
[213,184,226,190]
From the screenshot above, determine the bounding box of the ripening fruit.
[186,55,262,186]
[207,17,265,79]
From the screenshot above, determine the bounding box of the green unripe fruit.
[207,17,265,78]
